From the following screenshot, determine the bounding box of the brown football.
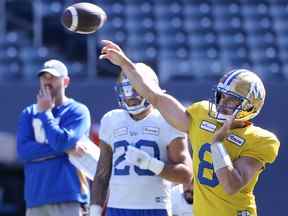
[61,2,107,34]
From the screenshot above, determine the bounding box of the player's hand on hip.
[37,86,54,112]
[90,205,102,216]
[99,40,132,67]
[125,146,164,175]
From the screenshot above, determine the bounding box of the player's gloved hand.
[90,204,102,216]
[125,146,164,175]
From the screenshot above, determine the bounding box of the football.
[61,2,107,34]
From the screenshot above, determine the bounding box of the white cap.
[38,59,68,77]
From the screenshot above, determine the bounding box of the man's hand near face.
[37,86,55,112]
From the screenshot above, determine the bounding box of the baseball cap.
[38,59,68,77]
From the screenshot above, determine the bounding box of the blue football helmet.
[209,69,266,122]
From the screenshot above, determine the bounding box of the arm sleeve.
[37,104,91,152]
[16,108,63,162]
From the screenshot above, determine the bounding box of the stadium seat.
[19,46,48,62]
[0,0,287,82]
[184,1,212,19]
[282,63,288,79]
[218,32,247,51]
[0,60,22,80]
[274,18,288,37]
[158,59,193,82]
[221,48,252,68]
[22,60,42,80]
[270,4,288,19]
[253,60,283,80]
[214,17,243,33]
[246,32,276,49]
[278,48,288,64]
[185,16,213,34]
[243,17,273,34]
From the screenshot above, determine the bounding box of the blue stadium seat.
[125,0,154,4]
[126,4,153,17]
[253,60,283,80]
[22,60,42,80]
[214,17,243,33]
[213,1,241,15]
[282,63,288,80]
[157,17,184,34]
[125,47,145,62]
[214,0,241,4]
[274,18,288,39]
[155,0,183,14]
[243,17,273,33]
[189,32,217,47]
[250,47,279,63]
[0,60,22,80]
[240,0,269,7]
[269,0,288,3]
[190,44,219,59]
[246,31,276,49]
[1,0,287,82]
[279,47,288,62]
[218,32,247,50]
[41,0,66,18]
[98,20,127,45]
[270,4,288,19]
[158,59,197,81]
[68,61,87,79]
[19,46,49,62]
[127,18,155,32]
[221,48,252,69]
[127,33,158,56]
[185,16,213,34]
[4,46,19,60]
[190,58,223,79]
[160,46,189,60]
[184,1,212,19]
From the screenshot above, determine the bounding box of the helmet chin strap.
[124,99,150,115]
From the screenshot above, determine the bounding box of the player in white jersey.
[90,63,193,216]
[171,183,194,216]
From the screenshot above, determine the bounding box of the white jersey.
[171,185,193,216]
[99,109,186,210]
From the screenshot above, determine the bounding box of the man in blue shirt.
[17,59,91,216]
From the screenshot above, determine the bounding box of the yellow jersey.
[186,101,280,216]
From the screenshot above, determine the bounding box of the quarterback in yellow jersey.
[98,40,280,216]
[186,100,279,216]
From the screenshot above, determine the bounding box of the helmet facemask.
[115,76,150,115]
[209,86,253,122]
